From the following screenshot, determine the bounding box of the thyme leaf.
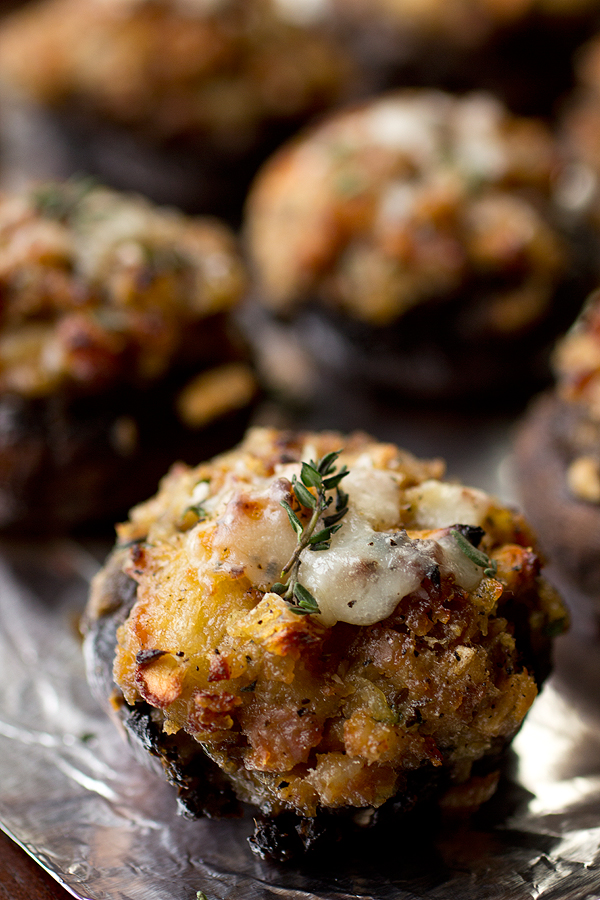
[309,523,342,545]
[317,451,341,475]
[293,582,320,612]
[276,450,349,615]
[270,582,287,595]
[292,476,318,510]
[322,466,349,490]
[281,500,304,536]
[300,461,322,489]
[450,528,498,578]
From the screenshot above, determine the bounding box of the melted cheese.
[187,456,490,628]
[299,515,428,626]
[299,514,485,627]
[403,479,492,529]
[207,478,298,589]
[343,463,401,530]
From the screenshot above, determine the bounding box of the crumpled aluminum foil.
[1,409,600,900]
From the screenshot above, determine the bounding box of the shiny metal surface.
[1,404,599,900]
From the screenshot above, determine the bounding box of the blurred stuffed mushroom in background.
[0,0,359,221]
[0,177,256,533]
[514,289,600,601]
[558,28,600,227]
[243,89,596,405]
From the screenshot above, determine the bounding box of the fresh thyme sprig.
[271,451,349,615]
[450,527,498,578]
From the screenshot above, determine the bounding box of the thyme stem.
[281,501,323,593]
[274,452,349,615]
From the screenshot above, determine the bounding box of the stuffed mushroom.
[84,426,567,860]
